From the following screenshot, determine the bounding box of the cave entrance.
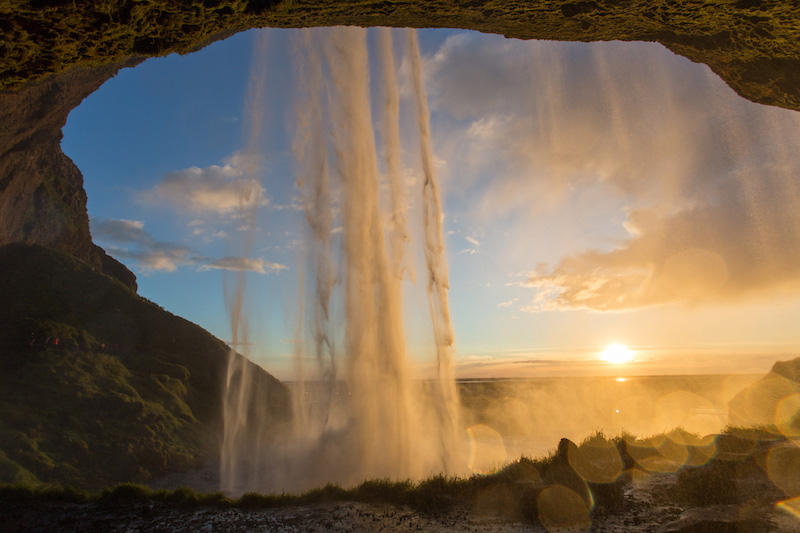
[61,26,800,426]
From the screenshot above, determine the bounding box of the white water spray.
[407,28,461,472]
[220,31,278,493]
[221,27,464,493]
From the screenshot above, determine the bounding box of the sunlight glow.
[600,344,635,364]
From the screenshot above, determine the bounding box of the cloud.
[107,247,194,273]
[271,201,303,212]
[465,236,481,246]
[186,222,228,240]
[92,217,288,275]
[198,257,288,274]
[426,34,800,311]
[142,151,266,215]
[524,183,800,311]
[92,218,200,272]
[91,218,148,243]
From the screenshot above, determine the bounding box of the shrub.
[353,478,412,504]
[99,482,153,502]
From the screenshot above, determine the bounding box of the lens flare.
[537,484,592,533]
[767,440,800,497]
[567,438,623,484]
[467,424,507,474]
[777,496,800,521]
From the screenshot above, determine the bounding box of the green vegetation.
[0,432,620,522]
[0,426,794,528]
[2,1,799,111]
[0,243,290,490]
[0,450,589,522]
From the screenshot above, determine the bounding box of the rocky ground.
[2,470,798,532]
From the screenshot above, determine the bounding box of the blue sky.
[62,28,800,380]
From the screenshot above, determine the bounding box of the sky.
[61,27,800,380]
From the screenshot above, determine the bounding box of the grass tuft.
[99,482,154,503]
[353,478,413,504]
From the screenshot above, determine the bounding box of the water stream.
[221,27,464,494]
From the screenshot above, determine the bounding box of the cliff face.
[0,59,140,291]
[1,0,799,276]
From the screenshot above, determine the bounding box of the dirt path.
[3,471,798,532]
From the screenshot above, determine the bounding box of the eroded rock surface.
[2,0,799,273]
[0,59,141,290]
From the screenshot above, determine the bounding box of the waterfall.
[221,26,463,493]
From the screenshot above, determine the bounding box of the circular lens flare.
[467,424,507,475]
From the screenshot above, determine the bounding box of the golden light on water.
[600,344,634,364]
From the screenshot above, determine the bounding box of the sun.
[600,344,635,364]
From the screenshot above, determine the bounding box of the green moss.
[2,1,800,111]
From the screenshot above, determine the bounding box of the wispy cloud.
[141,151,266,216]
[185,219,229,241]
[271,201,303,212]
[92,218,148,243]
[198,257,287,274]
[523,184,800,311]
[92,217,287,275]
[92,218,199,273]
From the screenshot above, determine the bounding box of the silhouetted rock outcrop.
[728,356,800,429]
